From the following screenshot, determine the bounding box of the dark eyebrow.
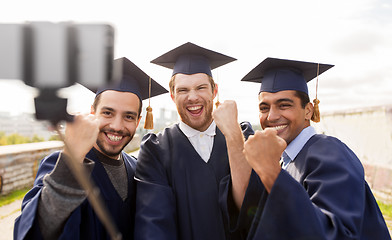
[259,98,294,107]
[101,107,138,117]
[276,98,294,104]
[125,111,138,117]
[101,106,114,112]
[259,102,269,107]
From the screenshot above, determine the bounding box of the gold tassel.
[311,98,320,122]
[144,77,153,129]
[144,106,153,129]
[311,63,321,123]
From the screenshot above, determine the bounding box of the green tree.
[0,132,59,145]
[49,134,61,141]
[0,131,6,146]
[7,133,29,145]
[31,134,44,143]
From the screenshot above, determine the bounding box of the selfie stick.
[0,22,122,240]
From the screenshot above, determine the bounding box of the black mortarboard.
[150,42,236,77]
[241,57,334,94]
[95,57,168,101]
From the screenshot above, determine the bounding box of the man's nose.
[109,116,123,131]
[267,107,280,122]
[187,89,199,101]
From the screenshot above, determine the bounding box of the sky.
[1,0,392,125]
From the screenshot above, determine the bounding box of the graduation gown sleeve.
[134,130,178,240]
[14,151,60,240]
[219,170,266,239]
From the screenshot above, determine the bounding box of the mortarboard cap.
[95,57,168,129]
[241,57,334,94]
[150,42,236,77]
[95,57,168,101]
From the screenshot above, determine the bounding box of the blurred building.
[314,105,392,167]
[137,107,178,136]
[313,105,392,202]
[0,112,54,140]
[0,106,178,145]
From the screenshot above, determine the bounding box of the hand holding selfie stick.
[54,126,122,240]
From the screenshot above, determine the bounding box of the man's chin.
[186,121,210,131]
[101,148,123,158]
[96,142,124,158]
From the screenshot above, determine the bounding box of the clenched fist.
[63,113,99,162]
[244,128,287,192]
[213,100,240,139]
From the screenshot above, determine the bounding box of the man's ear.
[136,115,142,127]
[213,83,218,99]
[90,105,95,114]
[170,91,175,102]
[305,102,314,120]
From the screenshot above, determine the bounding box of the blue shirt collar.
[282,126,317,168]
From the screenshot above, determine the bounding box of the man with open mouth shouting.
[134,42,253,240]
[14,57,167,240]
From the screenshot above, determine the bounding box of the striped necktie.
[280,151,291,169]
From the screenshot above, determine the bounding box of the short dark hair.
[92,92,142,117]
[294,90,310,109]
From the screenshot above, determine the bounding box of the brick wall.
[0,135,141,196]
[0,141,64,195]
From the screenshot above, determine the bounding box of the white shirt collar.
[178,121,216,163]
[179,121,216,138]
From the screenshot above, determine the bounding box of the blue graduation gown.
[14,149,137,240]
[221,134,391,240]
[134,122,253,240]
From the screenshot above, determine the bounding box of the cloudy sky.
[1,0,391,124]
